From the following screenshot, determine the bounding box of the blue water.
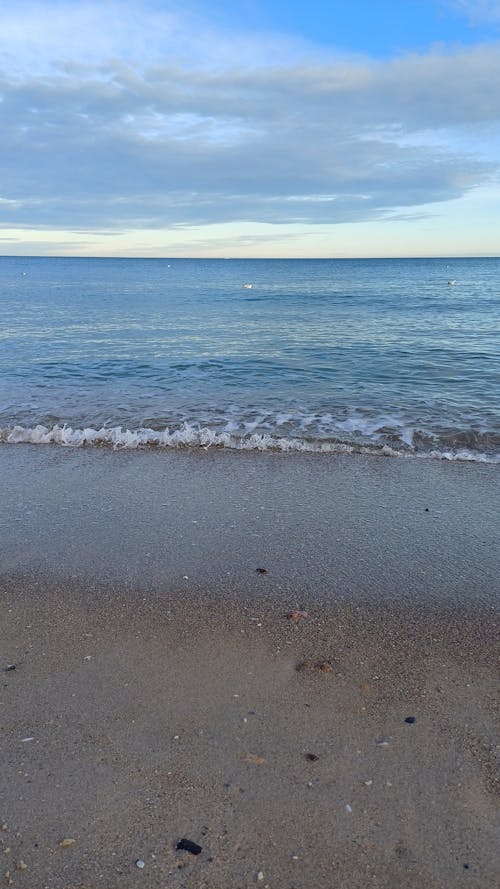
[1,256,499,460]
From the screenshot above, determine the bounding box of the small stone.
[364,779,373,786]
[345,803,353,813]
[257,871,264,881]
[16,861,27,871]
[1,824,8,832]
[3,849,10,855]
[375,737,391,747]
[405,716,416,724]
[4,665,16,672]
[59,838,76,848]
[243,753,267,766]
[176,838,202,855]
[287,611,309,623]
[297,660,333,673]
[305,753,319,762]
[255,568,268,574]
[135,859,145,869]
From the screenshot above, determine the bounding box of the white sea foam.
[424,448,496,464]
[401,427,415,448]
[1,423,498,463]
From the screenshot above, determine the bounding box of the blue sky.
[207,0,499,54]
[0,0,499,257]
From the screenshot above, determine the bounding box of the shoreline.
[1,433,499,464]
[0,444,498,607]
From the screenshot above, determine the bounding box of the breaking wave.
[1,423,498,463]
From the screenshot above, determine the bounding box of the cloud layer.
[1,2,499,233]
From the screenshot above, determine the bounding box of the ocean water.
[0,255,498,462]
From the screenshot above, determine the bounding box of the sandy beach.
[1,446,499,888]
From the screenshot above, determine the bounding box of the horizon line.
[0,253,499,261]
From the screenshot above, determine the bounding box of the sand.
[0,445,499,888]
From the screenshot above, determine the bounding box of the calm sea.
[1,256,498,462]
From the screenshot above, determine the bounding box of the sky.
[0,0,499,257]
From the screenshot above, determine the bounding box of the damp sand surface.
[0,446,499,888]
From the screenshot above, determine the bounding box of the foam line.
[1,424,498,463]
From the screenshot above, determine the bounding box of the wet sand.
[0,446,499,888]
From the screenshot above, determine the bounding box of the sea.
[0,255,499,462]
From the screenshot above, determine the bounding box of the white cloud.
[449,1,500,25]
[0,3,499,238]
[0,0,316,77]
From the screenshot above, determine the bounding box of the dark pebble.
[255,568,268,574]
[4,665,16,672]
[463,864,470,870]
[176,838,202,855]
[425,508,429,512]
[305,753,319,762]
[405,716,416,724]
